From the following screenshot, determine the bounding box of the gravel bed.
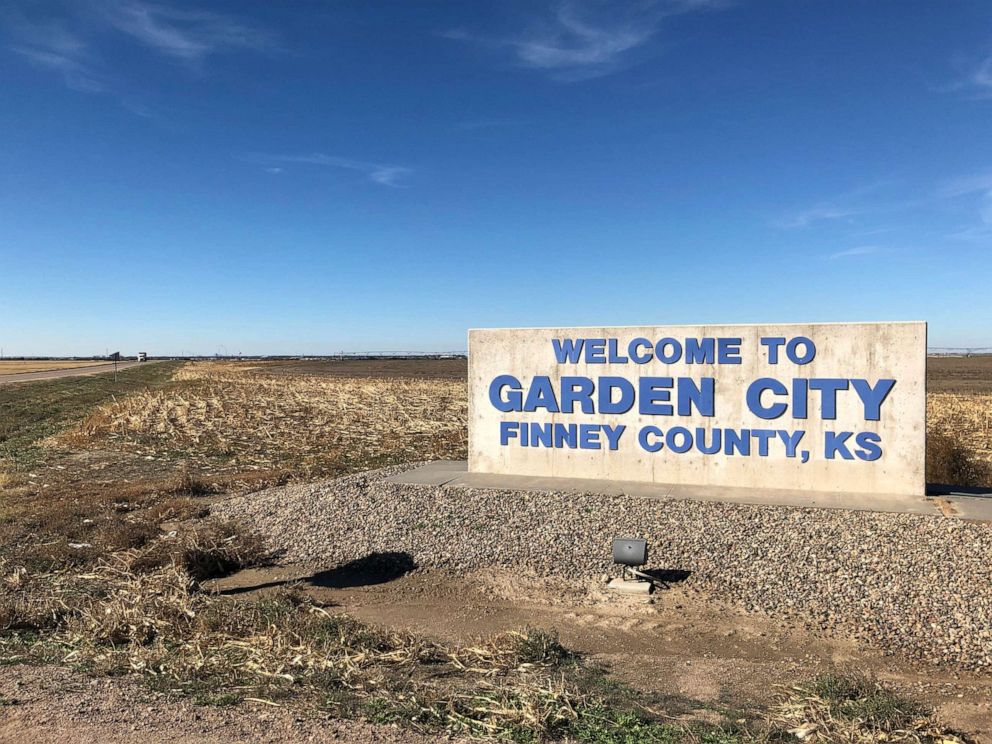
[215,463,992,671]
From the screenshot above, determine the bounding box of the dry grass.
[771,674,968,743]
[48,362,467,476]
[0,360,109,375]
[927,393,992,487]
[928,394,992,461]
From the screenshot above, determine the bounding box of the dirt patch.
[245,358,468,380]
[207,565,992,740]
[0,361,108,376]
[0,664,453,744]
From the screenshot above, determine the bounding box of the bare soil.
[0,360,107,375]
[928,355,992,394]
[0,664,461,744]
[205,565,992,741]
[249,358,468,380]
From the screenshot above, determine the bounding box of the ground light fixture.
[608,538,654,595]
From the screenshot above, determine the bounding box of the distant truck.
[137,352,147,362]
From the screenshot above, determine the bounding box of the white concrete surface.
[468,323,927,497]
[387,461,992,521]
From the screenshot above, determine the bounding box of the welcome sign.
[468,323,927,496]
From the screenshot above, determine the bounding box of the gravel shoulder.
[216,463,992,672]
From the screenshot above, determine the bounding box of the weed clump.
[927,430,991,488]
[773,673,966,743]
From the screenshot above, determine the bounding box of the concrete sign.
[468,322,927,496]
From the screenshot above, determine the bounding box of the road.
[0,361,150,385]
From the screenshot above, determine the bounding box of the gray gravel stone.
[215,463,992,671]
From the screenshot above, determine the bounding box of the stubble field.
[0,360,108,376]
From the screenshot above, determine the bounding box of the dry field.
[48,361,467,476]
[928,393,992,468]
[928,355,992,394]
[0,360,107,375]
[1,359,989,743]
[41,359,992,486]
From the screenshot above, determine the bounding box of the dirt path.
[209,566,992,741]
[3,554,990,742]
[0,361,148,385]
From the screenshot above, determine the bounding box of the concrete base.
[606,578,653,595]
[386,461,992,521]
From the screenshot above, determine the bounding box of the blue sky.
[1,0,991,355]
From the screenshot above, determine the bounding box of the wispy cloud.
[971,55,992,93]
[246,154,413,188]
[778,205,866,230]
[780,172,992,246]
[443,0,728,81]
[937,171,992,235]
[948,48,992,99]
[11,43,104,92]
[775,180,906,229]
[828,245,878,260]
[4,1,273,107]
[100,1,274,65]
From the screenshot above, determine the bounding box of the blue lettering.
[746,378,788,419]
[499,421,519,445]
[489,375,522,412]
[586,338,607,364]
[684,338,716,364]
[761,337,786,364]
[809,378,849,420]
[792,379,808,419]
[655,338,682,364]
[554,424,577,448]
[825,431,854,460]
[629,338,653,364]
[697,427,722,454]
[560,376,595,413]
[678,376,715,416]
[530,423,553,448]
[855,431,882,461]
[523,376,560,412]
[752,429,776,456]
[607,338,629,364]
[603,424,626,451]
[599,377,635,414]
[851,379,896,421]
[639,377,673,416]
[786,336,816,365]
[724,429,751,456]
[579,425,601,449]
[552,339,582,364]
[639,426,664,452]
[667,427,693,453]
[718,337,742,364]
[778,430,805,457]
